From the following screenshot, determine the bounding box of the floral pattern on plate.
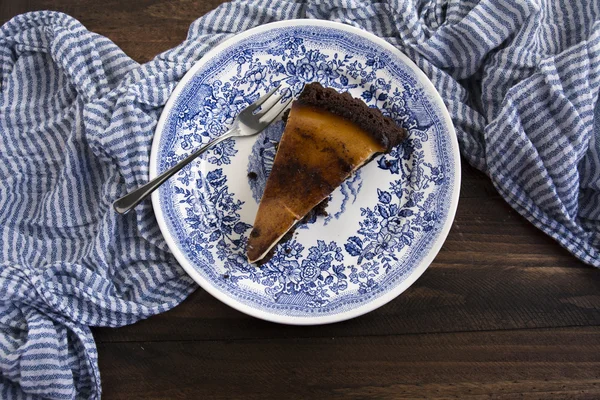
[151,21,459,323]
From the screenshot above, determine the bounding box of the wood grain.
[97,327,600,400]
[2,1,599,399]
[0,0,225,63]
[93,256,600,342]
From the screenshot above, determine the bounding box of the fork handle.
[113,130,234,215]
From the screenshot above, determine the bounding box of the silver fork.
[113,85,292,214]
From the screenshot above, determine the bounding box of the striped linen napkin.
[1,1,600,398]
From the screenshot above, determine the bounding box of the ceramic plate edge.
[150,19,461,325]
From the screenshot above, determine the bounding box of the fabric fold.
[0,11,197,400]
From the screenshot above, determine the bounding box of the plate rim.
[150,19,461,325]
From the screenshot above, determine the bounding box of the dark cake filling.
[249,82,407,265]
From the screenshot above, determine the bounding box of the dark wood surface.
[3,1,600,399]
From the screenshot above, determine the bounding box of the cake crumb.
[300,197,329,224]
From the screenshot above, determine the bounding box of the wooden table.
[2,1,600,398]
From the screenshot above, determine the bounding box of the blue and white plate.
[151,20,460,324]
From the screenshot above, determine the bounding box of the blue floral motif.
[176,169,253,278]
[207,138,237,166]
[174,82,252,167]
[344,117,446,272]
[262,240,348,305]
[207,237,349,306]
[157,24,457,317]
[264,42,359,95]
[233,49,254,74]
[171,33,447,308]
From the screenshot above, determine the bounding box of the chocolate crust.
[296,82,407,151]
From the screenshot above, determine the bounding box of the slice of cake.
[246,82,406,264]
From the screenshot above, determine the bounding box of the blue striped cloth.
[1,1,600,398]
